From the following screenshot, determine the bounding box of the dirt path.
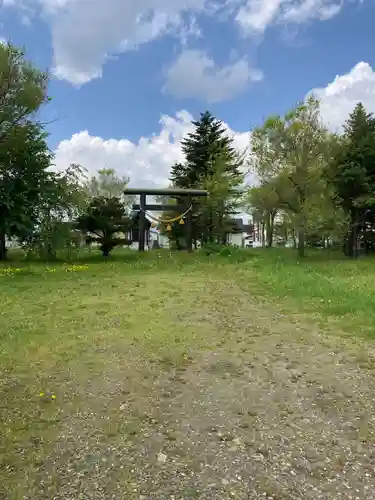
[2,283,375,499]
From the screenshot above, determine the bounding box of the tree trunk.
[265,214,271,247]
[207,210,214,243]
[47,242,56,261]
[344,211,356,258]
[270,213,276,247]
[297,212,306,257]
[266,212,276,248]
[261,221,265,247]
[292,229,297,248]
[297,226,305,258]
[352,220,358,260]
[295,163,307,258]
[0,230,7,261]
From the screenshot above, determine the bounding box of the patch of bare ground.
[2,280,375,499]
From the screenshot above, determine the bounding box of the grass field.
[1,248,375,499]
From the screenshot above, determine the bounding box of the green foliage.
[3,41,375,264]
[198,242,254,263]
[157,197,188,249]
[177,110,243,185]
[84,168,134,207]
[0,42,49,143]
[23,221,79,261]
[249,97,333,257]
[21,164,87,260]
[0,42,50,259]
[200,242,225,255]
[200,152,244,243]
[170,111,244,245]
[247,100,375,258]
[243,181,281,247]
[329,103,375,256]
[331,103,375,211]
[0,122,53,259]
[77,196,132,257]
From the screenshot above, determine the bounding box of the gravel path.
[2,289,375,499]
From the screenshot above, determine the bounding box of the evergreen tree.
[331,102,375,256]
[169,111,244,244]
[169,163,190,189]
[176,111,242,183]
[76,197,132,257]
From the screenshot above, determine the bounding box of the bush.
[199,243,255,262]
[200,243,225,255]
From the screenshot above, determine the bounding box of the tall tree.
[328,103,375,256]
[250,97,329,257]
[0,42,49,144]
[244,181,280,247]
[179,111,243,182]
[201,152,244,244]
[0,122,52,259]
[0,42,51,259]
[170,111,244,244]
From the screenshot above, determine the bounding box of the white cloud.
[163,49,263,102]
[3,0,353,86]
[53,109,250,188]
[236,0,281,33]
[52,61,375,193]
[6,0,214,85]
[235,0,345,35]
[311,61,375,131]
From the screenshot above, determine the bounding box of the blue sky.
[1,0,375,189]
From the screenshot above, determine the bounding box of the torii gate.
[123,188,208,252]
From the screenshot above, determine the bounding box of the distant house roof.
[227,219,254,234]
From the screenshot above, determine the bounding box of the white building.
[226,218,254,247]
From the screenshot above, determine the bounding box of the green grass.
[1,247,375,498]
[234,248,375,336]
[1,247,375,360]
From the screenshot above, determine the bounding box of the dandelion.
[0,267,26,276]
[66,264,89,272]
[39,392,45,397]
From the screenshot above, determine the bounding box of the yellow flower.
[66,264,89,272]
[39,392,45,397]
[0,267,26,275]
[51,394,56,400]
